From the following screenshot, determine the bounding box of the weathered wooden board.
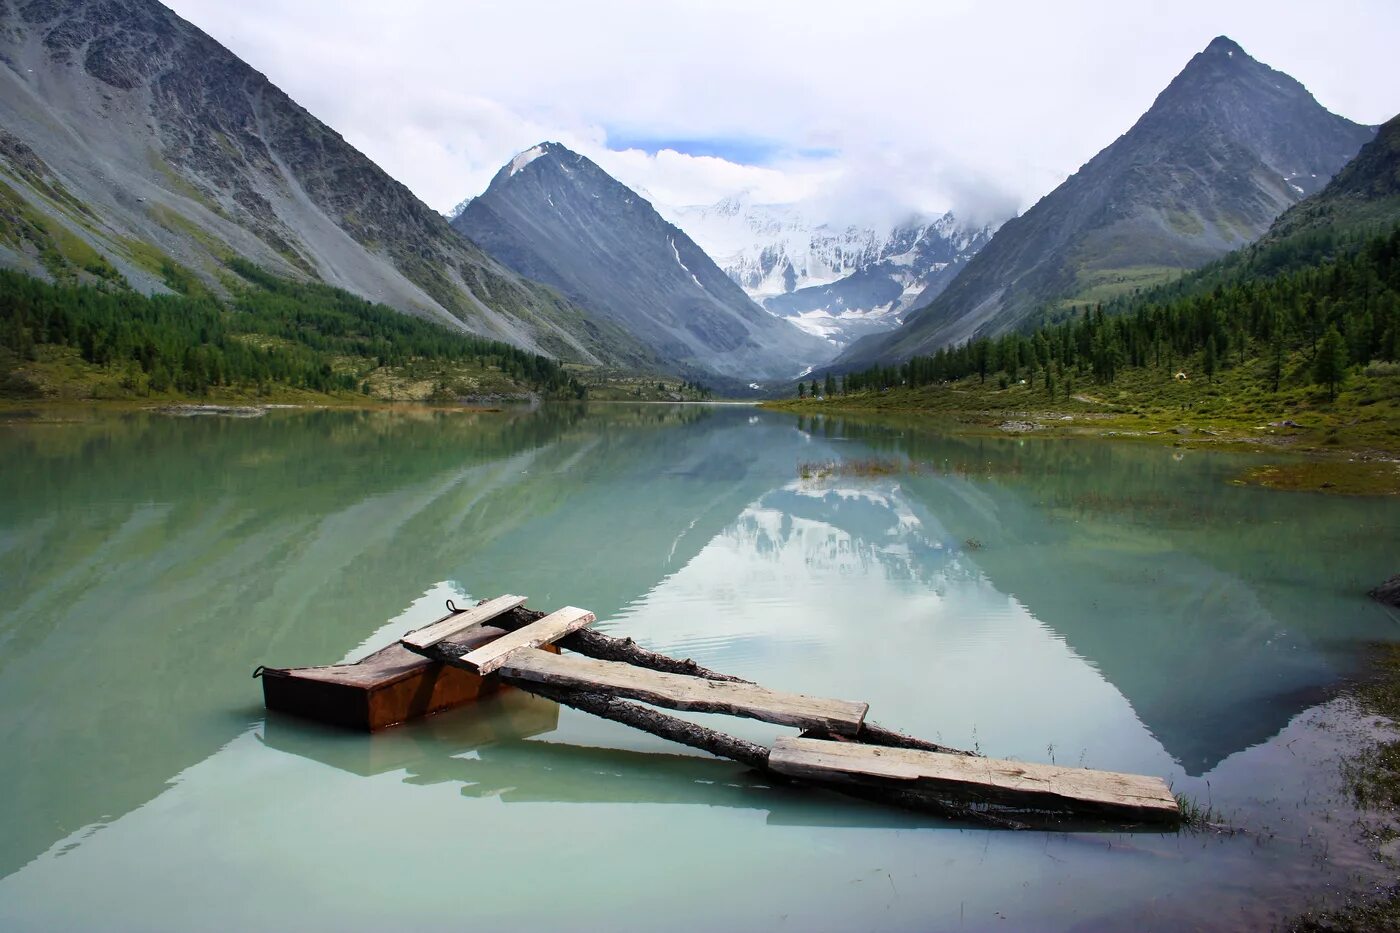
[461,607,596,674]
[767,737,1179,822]
[499,648,869,734]
[400,595,528,650]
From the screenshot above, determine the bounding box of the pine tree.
[1313,325,1348,401]
[1269,327,1285,393]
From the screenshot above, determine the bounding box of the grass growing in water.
[1173,792,1224,829]
[796,457,1026,482]
[798,458,906,480]
[1236,461,1400,496]
[1287,643,1400,931]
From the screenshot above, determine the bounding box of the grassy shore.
[0,343,554,408]
[563,364,713,402]
[0,344,728,409]
[765,360,1400,494]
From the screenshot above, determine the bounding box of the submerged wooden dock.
[263,595,1181,828]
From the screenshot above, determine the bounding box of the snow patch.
[508,145,546,176]
[669,237,706,291]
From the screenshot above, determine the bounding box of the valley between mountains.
[0,0,1395,459]
[3,5,1400,931]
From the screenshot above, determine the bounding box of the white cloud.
[591,148,835,209]
[163,0,1400,228]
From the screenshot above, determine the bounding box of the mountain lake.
[0,402,1397,932]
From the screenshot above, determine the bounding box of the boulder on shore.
[1371,574,1400,608]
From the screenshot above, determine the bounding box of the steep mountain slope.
[670,197,996,348]
[452,143,833,381]
[1262,111,1400,244]
[0,0,654,367]
[842,36,1375,367]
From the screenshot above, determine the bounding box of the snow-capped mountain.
[670,196,883,299]
[451,143,834,382]
[667,196,998,347]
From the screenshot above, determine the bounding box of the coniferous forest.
[0,259,586,399]
[833,225,1400,400]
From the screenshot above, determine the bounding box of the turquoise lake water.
[0,403,1397,931]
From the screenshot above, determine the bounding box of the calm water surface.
[0,403,1397,931]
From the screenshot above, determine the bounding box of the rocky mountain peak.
[1205,34,1244,54]
[452,143,833,381]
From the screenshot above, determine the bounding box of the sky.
[162,0,1400,230]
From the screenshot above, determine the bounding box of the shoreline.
[762,398,1400,495]
[1287,641,1400,930]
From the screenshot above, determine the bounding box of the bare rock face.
[0,0,655,367]
[1371,574,1400,609]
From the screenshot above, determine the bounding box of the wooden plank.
[461,607,596,674]
[498,648,869,734]
[767,737,1180,823]
[412,642,1024,828]
[400,595,527,650]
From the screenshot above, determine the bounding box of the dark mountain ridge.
[0,0,656,367]
[840,36,1376,367]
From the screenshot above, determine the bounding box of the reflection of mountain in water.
[755,485,983,589]
[3,405,1397,879]
[0,404,807,878]
[783,419,1400,775]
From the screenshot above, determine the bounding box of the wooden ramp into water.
[385,596,1182,829]
[257,595,1180,827]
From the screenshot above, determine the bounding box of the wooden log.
[518,686,1028,828]
[500,648,869,734]
[456,602,977,757]
[517,682,773,770]
[768,737,1180,824]
[460,607,596,674]
[804,724,976,757]
[485,605,753,683]
[413,641,1023,828]
[400,595,528,650]
[462,603,975,755]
